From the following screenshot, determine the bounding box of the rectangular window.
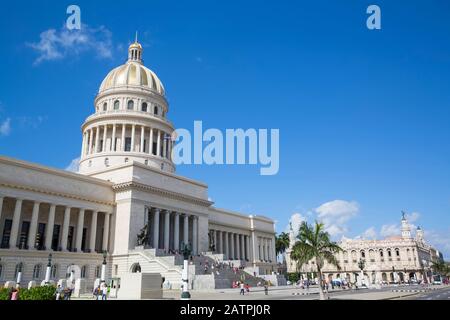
[114,138,118,151]
[100,139,104,152]
[152,142,157,155]
[19,221,30,249]
[143,139,147,153]
[125,137,132,152]
[1,219,12,248]
[67,226,74,251]
[51,224,61,251]
[35,223,46,250]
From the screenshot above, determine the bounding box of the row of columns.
[0,196,111,253]
[145,207,199,255]
[82,124,173,160]
[257,236,274,262]
[209,229,250,261]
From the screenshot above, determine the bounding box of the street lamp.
[44,253,52,284]
[180,243,192,300]
[16,262,23,286]
[358,258,365,287]
[101,250,107,283]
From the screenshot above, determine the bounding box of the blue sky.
[0,0,449,257]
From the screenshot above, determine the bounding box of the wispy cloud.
[360,226,377,240]
[380,224,400,238]
[0,118,11,136]
[285,212,307,237]
[17,115,48,129]
[28,24,114,65]
[65,157,80,172]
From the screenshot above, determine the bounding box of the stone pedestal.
[28,281,37,289]
[116,273,163,300]
[74,278,87,297]
[4,281,16,288]
[57,279,67,288]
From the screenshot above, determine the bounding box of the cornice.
[112,181,213,207]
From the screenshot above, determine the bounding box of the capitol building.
[0,40,277,292]
[285,214,443,285]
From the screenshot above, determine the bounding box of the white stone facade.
[285,215,441,285]
[0,40,277,291]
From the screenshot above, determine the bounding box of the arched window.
[127,100,134,110]
[395,248,400,257]
[351,250,357,262]
[142,102,148,112]
[51,265,58,279]
[387,249,392,257]
[379,249,384,257]
[114,100,120,110]
[81,265,88,279]
[360,250,366,258]
[154,106,158,115]
[95,265,101,278]
[104,158,109,167]
[33,264,42,280]
[103,102,107,111]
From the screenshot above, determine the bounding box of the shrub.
[0,287,11,300]
[19,285,56,300]
[287,273,300,283]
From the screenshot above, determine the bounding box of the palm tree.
[431,260,448,276]
[275,232,290,257]
[290,241,309,281]
[294,221,342,300]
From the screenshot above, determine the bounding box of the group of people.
[92,283,109,300]
[55,284,74,300]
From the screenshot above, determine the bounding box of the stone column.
[163,132,167,158]
[89,211,98,252]
[75,209,85,252]
[61,207,71,251]
[110,124,116,151]
[230,233,235,260]
[217,230,222,253]
[80,132,86,157]
[213,230,217,252]
[224,231,230,260]
[140,126,145,152]
[27,201,40,250]
[44,204,56,250]
[88,129,93,155]
[149,128,154,155]
[121,124,126,151]
[241,234,245,260]
[183,214,189,246]
[236,234,241,260]
[131,124,136,152]
[0,196,3,224]
[174,212,180,251]
[192,216,198,255]
[9,199,22,248]
[153,209,160,249]
[164,210,170,252]
[102,125,107,152]
[102,212,110,251]
[95,126,100,153]
[157,130,161,157]
[246,235,250,261]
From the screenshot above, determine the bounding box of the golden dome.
[98,41,165,96]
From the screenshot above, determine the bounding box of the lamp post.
[180,243,192,300]
[392,266,397,284]
[101,250,107,283]
[44,253,52,284]
[16,262,23,286]
[358,258,365,288]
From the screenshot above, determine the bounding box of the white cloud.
[424,229,450,259]
[406,211,420,223]
[361,227,377,240]
[285,212,306,237]
[380,224,400,238]
[0,118,11,136]
[315,200,360,237]
[65,157,80,172]
[28,25,113,65]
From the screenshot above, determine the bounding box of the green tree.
[275,232,290,256]
[294,221,342,300]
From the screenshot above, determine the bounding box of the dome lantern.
[128,32,143,63]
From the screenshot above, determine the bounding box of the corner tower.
[78,39,175,174]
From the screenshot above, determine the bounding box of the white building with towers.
[285,213,443,285]
[0,39,277,292]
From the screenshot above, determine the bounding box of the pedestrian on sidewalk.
[240,282,245,295]
[264,283,269,295]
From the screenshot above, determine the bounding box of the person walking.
[55,285,63,300]
[11,288,19,300]
[101,283,108,300]
[239,282,245,295]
